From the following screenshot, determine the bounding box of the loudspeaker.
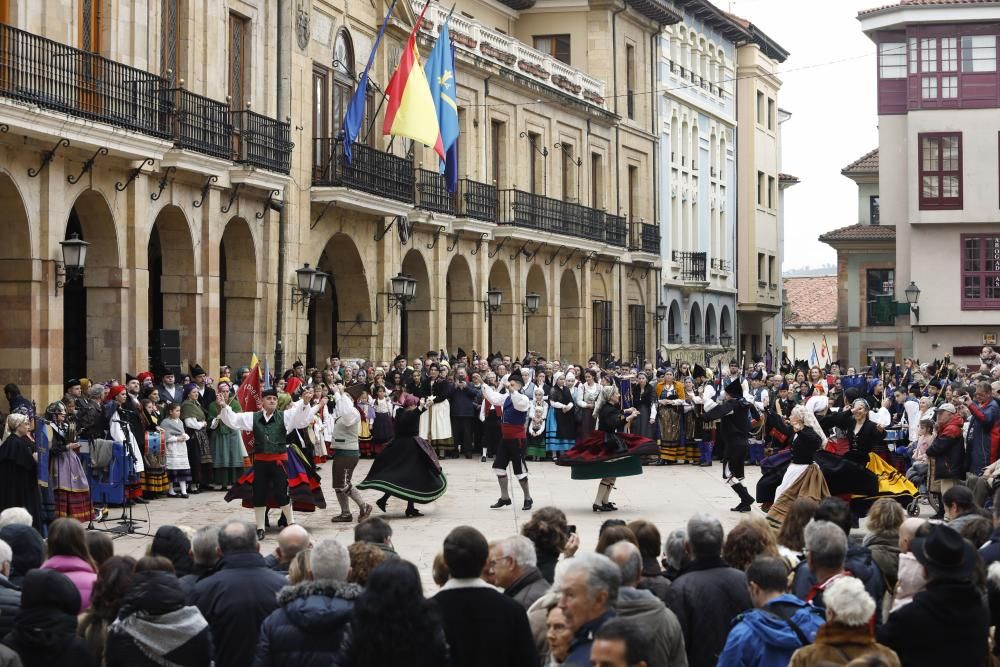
[150,330,181,376]
[150,329,180,349]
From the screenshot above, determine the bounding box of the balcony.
[710,258,732,272]
[415,168,454,214]
[0,22,291,173]
[313,138,415,203]
[629,222,660,255]
[606,214,627,248]
[456,179,498,222]
[690,334,704,345]
[667,334,682,345]
[673,251,707,282]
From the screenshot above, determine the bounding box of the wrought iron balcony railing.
[606,214,627,248]
[497,189,625,247]
[690,334,704,344]
[667,334,682,345]
[710,258,732,271]
[675,251,707,282]
[0,22,291,173]
[312,138,415,203]
[415,168,454,214]
[628,222,660,255]
[456,179,498,222]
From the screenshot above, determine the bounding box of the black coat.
[0,435,41,532]
[877,579,989,667]
[433,586,536,667]
[820,411,885,464]
[2,569,96,667]
[190,552,286,667]
[703,399,755,447]
[790,428,822,464]
[664,557,752,667]
[0,577,19,641]
[253,581,362,667]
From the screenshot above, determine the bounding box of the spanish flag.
[383,1,443,158]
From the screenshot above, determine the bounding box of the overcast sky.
[728,0,880,271]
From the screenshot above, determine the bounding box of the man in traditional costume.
[703,379,758,512]
[215,387,323,540]
[481,375,533,511]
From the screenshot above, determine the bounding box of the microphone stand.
[90,408,147,538]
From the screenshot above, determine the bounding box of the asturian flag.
[424,22,460,191]
[383,1,443,157]
[236,360,263,457]
[809,342,819,368]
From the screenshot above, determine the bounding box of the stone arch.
[148,204,197,369]
[705,303,717,345]
[720,304,733,341]
[525,263,548,357]
[65,189,123,381]
[401,248,432,358]
[667,300,682,344]
[446,254,476,355]
[220,217,258,367]
[0,172,35,388]
[558,269,581,363]
[689,301,703,343]
[310,232,373,363]
[487,260,514,357]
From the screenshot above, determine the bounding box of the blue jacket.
[717,595,825,667]
[967,399,999,476]
[564,610,616,666]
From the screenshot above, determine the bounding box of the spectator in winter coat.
[926,405,967,501]
[718,556,825,667]
[979,489,1000,568]
[39,518,97,613]
[606,541,687,667]
[190,520,286,667]
[559,552,619,666]
[627,520,671,603]
[0,540,19,641]
[2,569,96,667]
[178,526,219,596]
[943,485,983,534]
[254,539,360,667]
[491,536,549,610]
[967,382,999,476]
[664,514,752,667]
[0,525,42,587]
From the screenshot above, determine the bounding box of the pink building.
[860,0,1000,365]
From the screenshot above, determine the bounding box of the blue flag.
[342,0,398,165]
[424,24,460,192]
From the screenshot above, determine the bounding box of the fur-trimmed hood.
[277,580,363,606]
[274,580,362,635]
[987,561,1000,591]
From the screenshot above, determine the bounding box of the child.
[371,385,395,457]
[905,418,934,489]
[161,402,192,498]
[357,388,375,458]
[526,388,548,462]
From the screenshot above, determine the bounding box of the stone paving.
[109,457,764,587]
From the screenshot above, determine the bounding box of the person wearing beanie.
[703,378,759,512]
[2,568,96,666]
[215,386,325,540]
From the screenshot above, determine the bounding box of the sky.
[728,0,881,271]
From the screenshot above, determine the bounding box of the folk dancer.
[703,379,759,512]
[482,375,533,511]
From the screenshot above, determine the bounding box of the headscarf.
[4,413,28,440]
[181,383,199,402]
[397,393,420,408]
[592,385,617,420]
[150,526,194,577]
[806,395,828,415]
[791,404,827,444]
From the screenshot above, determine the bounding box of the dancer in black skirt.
[358,393,447,518]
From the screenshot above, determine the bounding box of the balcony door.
[332,29,355,141]
[79,0,102,113]
[161,0,181,84]
[228,13,249,110]
[312,66,329,179]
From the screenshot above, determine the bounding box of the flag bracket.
[193,175,218,208]
[311,201,333,229]
[374,216,397,242]
[29,137,71,178]
[545,246,565,266]
[509,240,534,262]
[67,146,108,185]
[150,166,177,201]
[576,250,598,270]
[256,189,281,220]
[445,233,460,253]
[426,225,444,250]
[488,236,508,258]
[221,183,243,214]
[559,248,579,267]
[114,157,155,191]
[469,232,488,255]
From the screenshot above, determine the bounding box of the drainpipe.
[274,0,290,376]
[612,2,625,362]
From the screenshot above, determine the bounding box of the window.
[490,120,505,186]
[332,29,355,138]
[962,235,1000,309]
[228,13,249,109]
[560,143,575,201]
[767,175,775,208]
[757,252,766,287]
[628,305,645,365]
[866,269,896,326]
[921,77,937,99]
[757,170,765,206]
[767,98,775,130]
[312,66,329,178]
[941,75,958,99]
[942,37,958,71]
[592,300,613,365]
[909,38,917,74]
[870,195,880,225]
[79,0,101,53]
[528,132,542,194]
[920,38,938,72]
[879,42,906,79]
[533,35,570,64]
[756,90,765,124]
[161,0,181,83]
[591,152,603,208]
[962,35,996,72]
[626,44,636,120]
[768,255,776,286]
[919,133,962,210]
[627,165,639,222]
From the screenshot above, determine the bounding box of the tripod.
[90,410,148,538]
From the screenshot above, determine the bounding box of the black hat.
[507,374,524,386]
[457,347,467,359]
[64,378,80,391]
[725,378,743,398]
[261,388,278,398]
[912,524,976,580]
[693,364,706,379]
[345,383,368,400]
[125,373,137,383]
[190,364,206,378]
[293,359,304,368]
[20,569,80,616]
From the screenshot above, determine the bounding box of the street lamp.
[904,281,920,321]
[485,287,502,353]
[291,263,329,309]
[388,272,417,311]
[655,303,668,323]
[523,292,540,320]
[55,232,90,296]
[720,333,733,349]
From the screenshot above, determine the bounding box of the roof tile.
[819,223,896,243]
[783,276,838,327]
[860,0,1000,16]
[842,148,878,175]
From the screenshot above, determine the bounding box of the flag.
[236,362,263,456]
[342,0,399,164]
[36,420,49,486]
[249,353,260,381]
[424,22,460,191]
[765,343,773,373]
[263,356,272,390]
[383,1,443,157]
[809,343,819,368]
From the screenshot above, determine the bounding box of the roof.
[497,0,536,8]
[818,223,896,244]
[783,276,838,327]
[841,148,879,175]
[723,11,790,62]
[625,0,684,25]
[671,0,751,41]
[779,173,800,183]
[859,0,1000,17]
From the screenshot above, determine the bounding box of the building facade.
[820,148,913,368]
[656,1,743,369]
[781,275,837,366]
[860,0,1000,365]
[732,17,788,366]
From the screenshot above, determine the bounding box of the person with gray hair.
[490,535,549,609]
[0,538,19,640]
[558,552,621,665]
[606,541,688,667]
[254,538,362,666]
[179,525,219,594]
[663,528,690,580]
[0,508,32,530]
[801,520,848,610]
[191,520,286,667]
[664,514,752,667]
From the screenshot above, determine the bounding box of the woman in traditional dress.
[45,402,93,523]
[526,388,548,461]
[576,370,602,440]
[557,386,657,512]
[205,382,244,491]
[415,363,454,457]
[774,405,826,501]
[820,397,889,465]
[107,385,145,505]
[358,393,447,518]
[656,370,686,464]
[546,373,577,460]
[681,378,703,463]
[357,386,375,458]
[370,385,395,457]
[630,372,656,440]
[0,413,42,531]
[180,385,212,494]
[137,396,170,499]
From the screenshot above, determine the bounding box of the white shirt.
[216,399,319,434]
[481,384,530,412]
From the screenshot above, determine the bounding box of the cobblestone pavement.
[109,457,764,587]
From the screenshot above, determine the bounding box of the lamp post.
[654,303,668,350]
[388,272,418,355]
[904,281,920,322]
[720,333,733,350]
[291,263,330,310]
[55,232,90,296]
[484,287,502,353]
[523,291,540,353]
